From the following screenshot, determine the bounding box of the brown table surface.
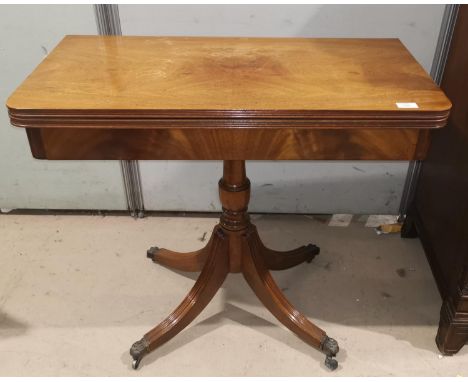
[7,35,450,116]
[8,35,450,123]
[6,36,451,161]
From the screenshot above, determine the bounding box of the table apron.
[25,127,430,161]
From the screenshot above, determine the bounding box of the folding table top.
[7,35,450,130]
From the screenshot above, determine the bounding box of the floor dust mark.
[41,45,48,55]
[324,262,332,271]
[261,183,273,187]
[199,232,207,242]
[381,291,392,298]
[396,268,416,278]
[352,166,366,173]
[396,268,407,278]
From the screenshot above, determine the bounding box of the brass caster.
[325,355,338,371]
[146,246,160,260]
[132,358,141,370]
[130,337,149,370]
[321,336,339,371]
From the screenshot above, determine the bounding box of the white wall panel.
[122,5,444,213]
[0,5,126,210]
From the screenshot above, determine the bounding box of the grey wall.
[0,5,126,210]
[120,4,445,214]
[120,5,443,71]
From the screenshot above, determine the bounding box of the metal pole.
[398,5,459,220]
[93,4,145,217]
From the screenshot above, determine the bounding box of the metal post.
[398,5,459,220]
[93,4,145,217]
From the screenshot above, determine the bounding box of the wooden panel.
[27,127,424,160]
[415,5,468,297]
[409,5,468,355]
[7,35,450,129]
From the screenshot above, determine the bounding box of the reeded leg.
[130,227,229,369]
[147,231,214,272]
[241,227,339,370]
[254,230,319,270]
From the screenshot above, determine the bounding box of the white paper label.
[396,102,419,109]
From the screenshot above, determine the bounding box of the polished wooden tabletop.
[6,35,451,161]
[7,35,450,129]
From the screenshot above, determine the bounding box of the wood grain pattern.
[147,232,213,272]
[407,5,468,355]
[242,226,326,350]
[7,35,450,130]
[260,240,320,271]
[143,226,230,353]
[131,160,336,369]
[25,127,429,161]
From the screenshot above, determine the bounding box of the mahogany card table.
[7,35,451,370]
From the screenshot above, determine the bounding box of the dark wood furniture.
[403,6,468,356]
[6,35,451,370]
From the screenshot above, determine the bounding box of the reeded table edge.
[7,107,451,130]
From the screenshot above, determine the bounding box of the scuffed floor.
[0,213,467,376]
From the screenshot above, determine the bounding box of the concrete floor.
[0,213,467,376]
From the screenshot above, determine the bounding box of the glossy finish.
[132,161,337,369]
[9,36,450,164]
[406,5,468,355]
[8,35,450,131]
[25,127,431,161]
[6,35,452,368]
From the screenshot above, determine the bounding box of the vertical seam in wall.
[93,4,145,217]
[399,4,459,217]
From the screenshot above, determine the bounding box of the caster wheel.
[325,355,338,371]
[147,246,160,259]
[132,358,141,370]
[130,338,148,370]
[321,336,339,371]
